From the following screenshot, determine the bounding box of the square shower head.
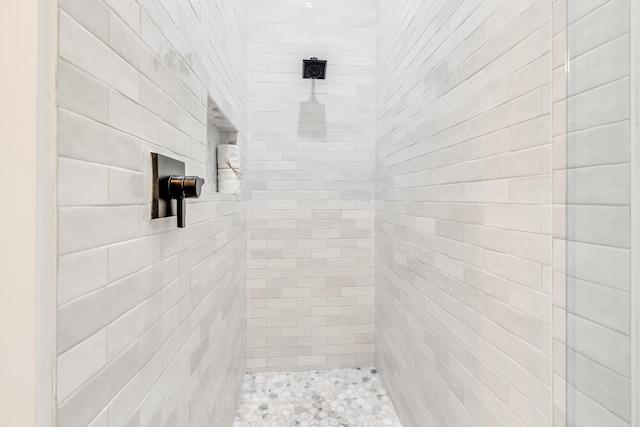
[303,57,327,79]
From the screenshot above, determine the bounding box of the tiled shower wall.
[55,0,247,425]
[551,0,568,424]
[245,0,377,372]
[565,0,633,425]
[375,0,554,426]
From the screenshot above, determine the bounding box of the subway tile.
[59,11,139,101]
[567,277,630,334]
[58,247,109,305]
[58,206,140,254]
[567,314,630,377]
[58,158,109,207]
[566,205,630,248]
[58,60,109,123]
[59,0,110,42]
[566,241,630,291]
[57,274,140,354]
[567,349,631,422]
[57,330,107,403]
[57,0,248,425]
[58,110,141,171]
[57,343,140,427]
[108,91,162,143]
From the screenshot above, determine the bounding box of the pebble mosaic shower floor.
[233,368,403,427]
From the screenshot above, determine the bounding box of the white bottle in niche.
[217,140,240,194]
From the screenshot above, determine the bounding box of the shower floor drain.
[233,368,402,427]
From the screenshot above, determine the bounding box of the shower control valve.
[163,175,205,228]
[151,153,205,229]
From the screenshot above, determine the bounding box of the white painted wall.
[0,1,40,424]
[0,0,56,425]
[55,0,248,425]
[245,0,377,373]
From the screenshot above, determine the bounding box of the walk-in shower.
[4,0,640,426]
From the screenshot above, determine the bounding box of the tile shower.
[49,0,636,427]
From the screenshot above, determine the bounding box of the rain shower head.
[303,57,327,79]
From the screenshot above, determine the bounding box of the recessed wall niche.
[207,97,238,193]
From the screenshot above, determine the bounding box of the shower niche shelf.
[207,97,240,195]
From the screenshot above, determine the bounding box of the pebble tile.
[233,368,403,427]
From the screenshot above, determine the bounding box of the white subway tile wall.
[375,1,555,426]
[245,0,377,372]
[565,0,633,426]
[56,0,248,426]
[551,0,568,425]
